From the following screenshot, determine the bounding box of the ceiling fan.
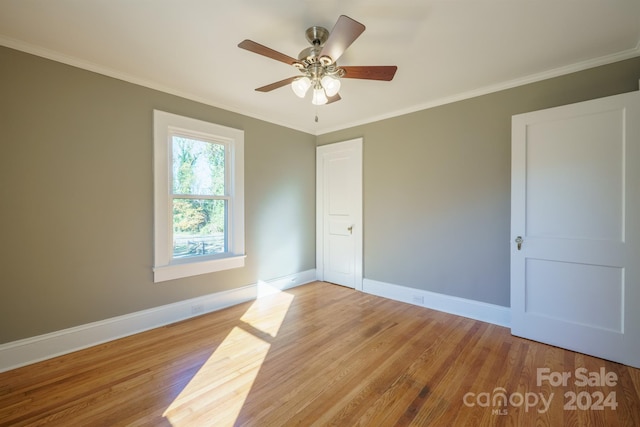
[238,15,397,106]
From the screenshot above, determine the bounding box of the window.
[153,110,244,282]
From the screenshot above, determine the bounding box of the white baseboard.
[362,278,511,328]
[0,269,316,373]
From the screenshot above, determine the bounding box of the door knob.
[515,236,523,250]
[347,225,353,235]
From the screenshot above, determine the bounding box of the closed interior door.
[511,89,640,368]
[317,139,363,289]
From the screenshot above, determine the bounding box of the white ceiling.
[1,1,639,135]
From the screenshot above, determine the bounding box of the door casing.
[316,138,363,290]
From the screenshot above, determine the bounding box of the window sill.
[153,254,246,283]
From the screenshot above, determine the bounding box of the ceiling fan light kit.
[292,74,340,104]
[291,76,312,98]
[238,15,397,107]
[312,85,328,105]
[320,75,341,97]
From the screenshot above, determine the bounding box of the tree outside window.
[171,136,228,259]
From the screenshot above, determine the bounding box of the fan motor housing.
[298,46,322,62]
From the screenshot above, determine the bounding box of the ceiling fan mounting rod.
[305,26,329,47]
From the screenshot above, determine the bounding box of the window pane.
[172,136,225,195]
[172,199,226,259]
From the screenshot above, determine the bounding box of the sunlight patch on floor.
[163,283,294,426]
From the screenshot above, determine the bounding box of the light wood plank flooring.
[1,281,639,426]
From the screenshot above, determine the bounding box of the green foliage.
[173,199,224,234]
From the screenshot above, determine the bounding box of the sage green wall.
[317,57,640,307]
[0,46,316,344]
[2,45,639,344]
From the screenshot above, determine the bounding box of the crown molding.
[0,35,313,135]
[316,40,640,135]
[2,34,638,137]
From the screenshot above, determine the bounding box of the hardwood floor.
[1,281,639,426]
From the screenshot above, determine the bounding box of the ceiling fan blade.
[319,15,365,63]
[326,94,341,104]
[255,76,299,92]
[341,66,398,81]
[238,39,298,66]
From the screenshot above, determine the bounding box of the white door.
[511,89,640,368]
[317,139,363,289]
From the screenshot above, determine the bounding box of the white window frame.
[153,110,245,282]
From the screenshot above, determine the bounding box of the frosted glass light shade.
[291,77,311,98]
[311,87,328,105]
[321,75,341,97]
